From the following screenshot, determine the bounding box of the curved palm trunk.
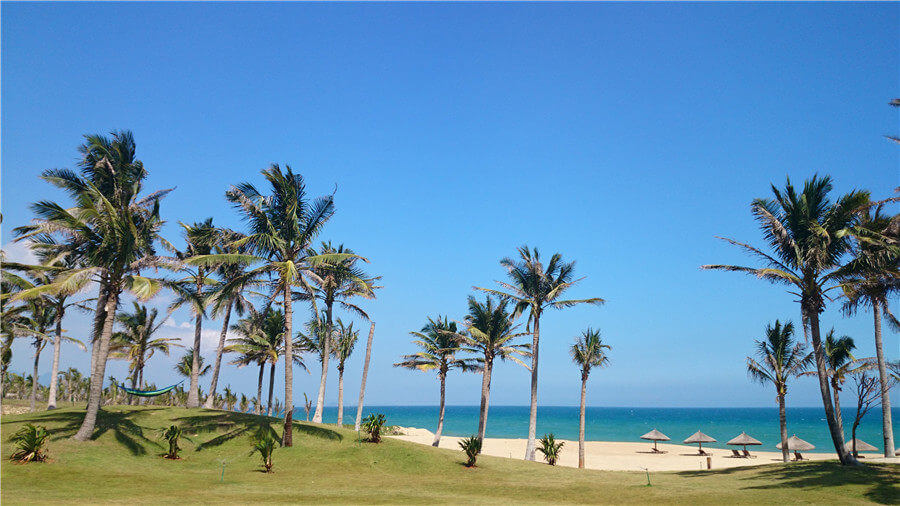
[477,357,493,442]
[47,313,63,410]
[433,369,446,447]
[578,371,588,468]
[872,303,895,458]
[30,339,42,412]
[73,285,120,441]
[354,323,375,432]
[203,302,233,409]
[312,304,333,423]
[777,391,789,463]
[525,315,540,461]
[807,309,856,465]
[337,366,345,426]
[256,363,265,415]
[282,280,294,446]
[267,362,276,417]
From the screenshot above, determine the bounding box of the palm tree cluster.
[2,131,380,446]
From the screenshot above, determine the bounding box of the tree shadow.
[677,461,898,504]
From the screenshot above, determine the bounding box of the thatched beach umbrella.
[726,432,762,455]
[640,429,670,453]
[683,431,716,455]
[775,435,815,451]
[846,438,877,457]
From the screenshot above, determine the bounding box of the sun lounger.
[731,449,742,458]
[742,449,754,458]
[793,451,804,461]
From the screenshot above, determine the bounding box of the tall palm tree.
[332,319,359,426]
[394,316,478,446]
[746,320,812,463]
[304,242,379,423]
[13,131,170,441]
[837,204,898,457]
[203,229,257,409]
[108,302,181,404]
[476,246,605,460]
[702,175,870,465]
[802,330,866,432]
[175,348,210,383]
[570,328,610,469]
[453,295,530,442]
[225,164,345,446]
[24,298,56,412]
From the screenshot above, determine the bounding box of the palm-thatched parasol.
[683,431,716,455]
[640,429,670,453]
[775,435,815,451]
[846,438,877,457]
[726,432,762,455]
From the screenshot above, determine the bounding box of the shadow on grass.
[169,412,342,451]
[677,461,898,504]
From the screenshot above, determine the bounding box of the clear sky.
[2,2,898,408]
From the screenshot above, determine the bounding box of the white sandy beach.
[390,428,890,472]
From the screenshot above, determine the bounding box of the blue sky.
[2,2,898,408]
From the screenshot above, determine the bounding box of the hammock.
[116,380,184,397]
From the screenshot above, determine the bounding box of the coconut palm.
[746,320,812,463]
[13,131,171,441]
[175,348,210,381]
[836,204,899,457]
[225,164,348,445]
[332,319,360,426]
[802,330,866,432]
[108,302,181,404]
[476,246,605,460]
[394,316,479,446]
[453,295,530,442]
[570,328,610,469]
[23,299,56,411]
[702,175,870,465]
[239,393,249,413]
[303,242,379,423]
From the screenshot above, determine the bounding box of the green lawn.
[1,406,896,504]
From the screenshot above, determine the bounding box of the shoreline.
[389,428,894,472]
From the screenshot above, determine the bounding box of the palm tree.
[203,229,257,409]
[108,302,181,404]
[802,330,866,432]
[175,348,210,381]
[570,328,610,469]
[223,385,237,411]
[13,131,170,441]
[24,299,56,412]
[225,164,345,446]
[239,393,249,413]
[394,316,479,446]
[332,319,359,426]
[746,320,812,463]
[354,322,376,432]
[837,204,898,457]
[476,246,605,460]
[702,175,870,465]
[453,295,530,442]
[304,242,379,423]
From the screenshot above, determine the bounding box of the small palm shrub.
[250,426,279,473]
[362,413,386,443]
[459,436,482,467]
[9,424,50,463]
[537,433,564,466]
[161,425,183,459]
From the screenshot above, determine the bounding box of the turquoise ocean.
[302,405,899,453]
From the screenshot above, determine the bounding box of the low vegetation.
[537,433,564,466]
[8,423,50,463]
[361,413,386,443]
[459,435,482,467]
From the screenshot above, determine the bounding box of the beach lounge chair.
[742,449,754,458]
[793,451,804,461]
[731,449,742,458]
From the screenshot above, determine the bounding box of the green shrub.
[537,433,564,466]
[9,424,50,463]
[459,436,482,467]
[250,422,280,472]
[161,425,183,459]
[362,413,386,443]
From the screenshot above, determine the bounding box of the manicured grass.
[1,406,897,504]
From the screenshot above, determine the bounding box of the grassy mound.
[1,406,896,504]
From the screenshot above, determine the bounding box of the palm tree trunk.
[777,391,789,463]
[30,339,42,412]
[337,366,345,426]
[267,362,276,417]
[477,356,493,442]
[256,363,264,415]
[433,370,446,447]
[872,303,895,458]
[312,304,333,423]
[807,308,856,465]
[47,312,63,410]
[85,274,109,407]
[832,380,844,433]
[354,322,375,432]
[578,371,587,469]
[186,291,204,408]
[282,280,294,446]
[525,314,540,461]
[73,285,120,441]
[203,301,233,409]
[129,370,138,406]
